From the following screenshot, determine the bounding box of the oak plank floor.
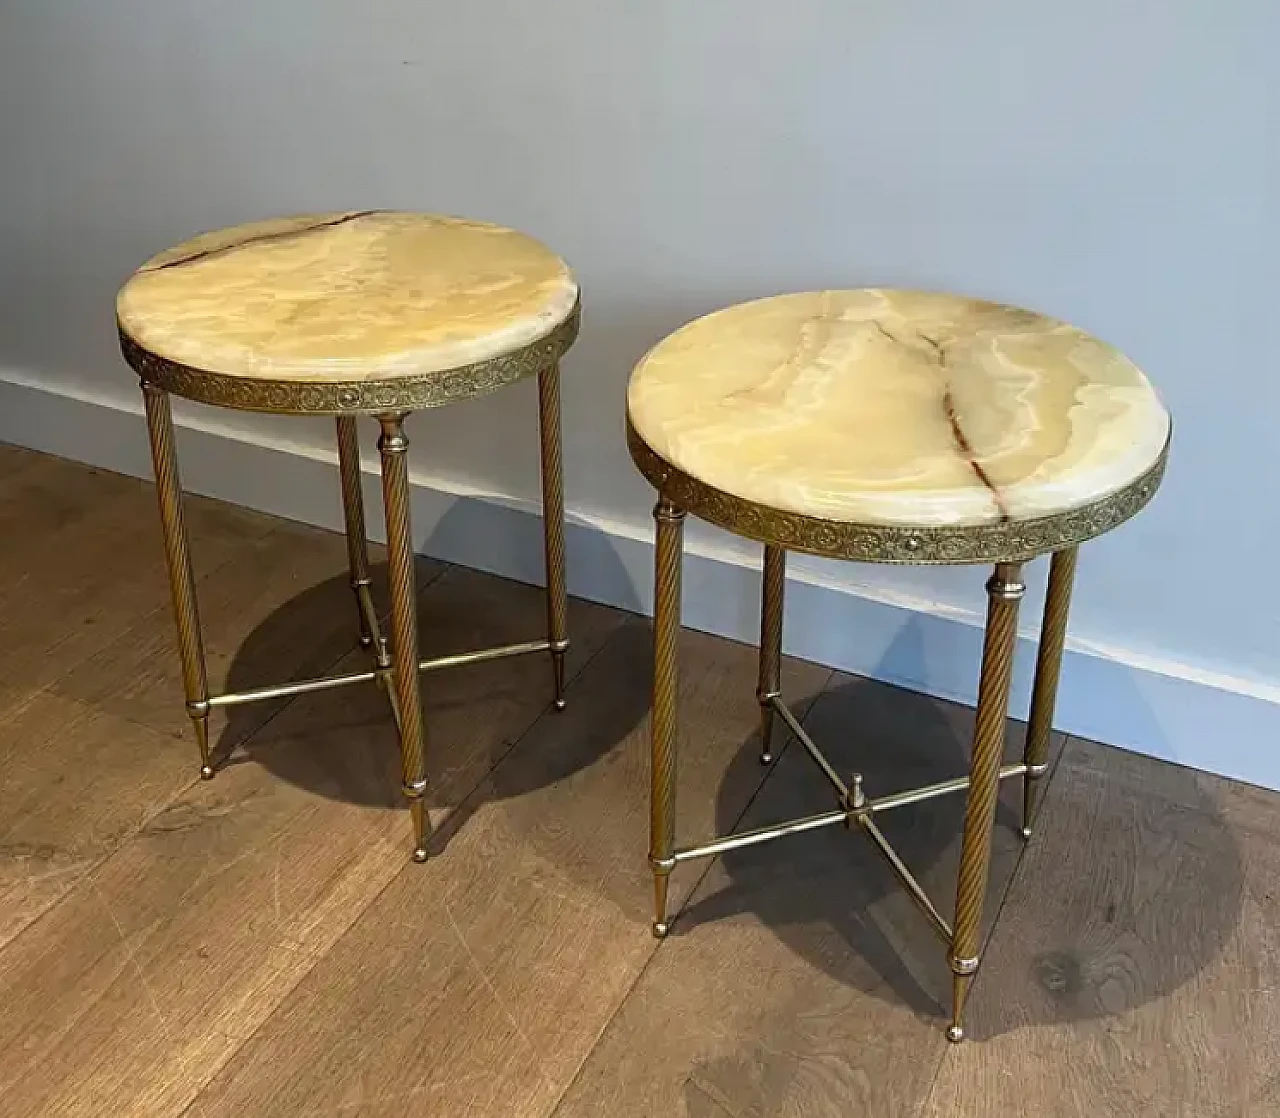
[0,572,621,1118]
[188,625,832,1118]
[921,738,1280,1118]
[0,453,273,720]
[0,535,446,955]
[549,674,1066,1118]
[0,459,323,952]
[0,445,621,1117]
[2,444,1277,1118]
[0,443,447,955]
[55,519,442,747]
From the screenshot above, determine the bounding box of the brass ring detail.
[627,417,1169,565]
[120,298,581,416]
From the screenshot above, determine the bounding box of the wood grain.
[0,694,183,951]
[0,450,273,718]
[236,561,629,817]
[186,624,832,1117]
[0,473,355,951]
[551,672,1065,1118]
[4,447,1279,1118]
[54,520,441,748]
[0,447,144,555]
[922,736,1280,1118]
[0,538,621,1118]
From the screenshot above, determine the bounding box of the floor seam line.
[918,727,1073,1112]
[544,666,835,1118]
[422,602,632,804]
[0,530,354,960]
[181,598,628,1118]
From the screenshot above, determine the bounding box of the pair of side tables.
[116,212,1169,1042]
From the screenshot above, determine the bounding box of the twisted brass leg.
[948,562,1025,1042]
[537,362,570,710]
[1022,547,1077,838]
[757,545,786,765]
[335,416,377,651]
[378,414,431,862]
[650,498,686,938]
[141,382,213,779]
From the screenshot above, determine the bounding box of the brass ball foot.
[199,764,215,780]
[412,847,429,864]
[946,1024,965,1044]
[554,698,567,712]
[651,920,670,939]
[759,751,773,766]
[358,635,374,649]
[1020,826,1033,841]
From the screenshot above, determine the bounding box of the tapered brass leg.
[335,415,376,650]
[141,382,213,779]
[948,562,1025,1042]
[757,545,786,765]
[378,414,431,863]
[1022,546,1077,838]
[650,498,686,938]
[537,362,570,710]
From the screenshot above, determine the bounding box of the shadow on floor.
[207,562,392,791]
[209,561,648,846]
[679,672,989,1021]
[678,672,1246,1039]
[204,560,1245,1046]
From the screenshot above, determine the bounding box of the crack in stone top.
[870,320,1010,522]
[139,211,382,273]
[116,212,580,384]
[919,330,1011,523]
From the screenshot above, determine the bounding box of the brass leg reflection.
[948,562,1025,1042]
[757,545,786,765]
[650,498,686,938]
[1022,546,1077,838]
[141,382,213,779]
[538,362,570,710]
[378,414,431,863]
[335,415,378,652]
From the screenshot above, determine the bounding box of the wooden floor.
[1,442,1276,1118]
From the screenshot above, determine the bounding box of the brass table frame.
[630,417,1168,1042]
[121,301,580,863]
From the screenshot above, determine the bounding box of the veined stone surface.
[627,290,1169,527]
[117,212,578,381]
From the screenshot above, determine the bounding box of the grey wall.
[1,2,1276,696]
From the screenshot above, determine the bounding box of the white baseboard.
[3,372,1277,792]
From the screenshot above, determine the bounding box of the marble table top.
[628,290,1170,528]
[117,212,578,381]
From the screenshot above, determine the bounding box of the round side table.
[626,289,1169,1041]
[118,211,580,862]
